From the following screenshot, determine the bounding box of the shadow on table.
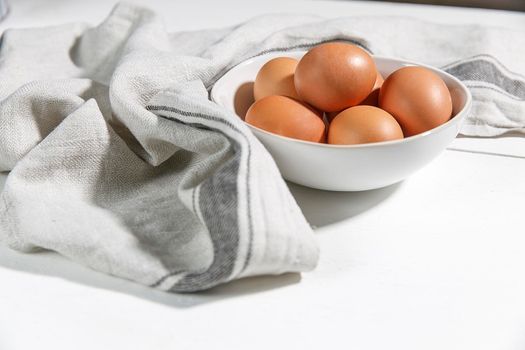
[0,246,300,309]
[288,181,402,228]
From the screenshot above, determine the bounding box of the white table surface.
[1,1,524,349]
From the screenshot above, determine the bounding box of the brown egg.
[379,66,452,137]
[359,71,384,106]
[233,82,255,120]
[328,105,403,145]
[254,57,299,100]
[294,42,376,112]
[245,95,325,143]
[325,72,381,122]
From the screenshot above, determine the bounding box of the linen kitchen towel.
[0,3,523,292]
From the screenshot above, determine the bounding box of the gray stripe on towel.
[445,58,525,100]
[174,154,241,292]
[146,105,253,291]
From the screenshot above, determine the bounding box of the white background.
[1,1,525,349]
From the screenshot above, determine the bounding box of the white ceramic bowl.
[211,51,472,191]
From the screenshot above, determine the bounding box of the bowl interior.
[211,51,471,147]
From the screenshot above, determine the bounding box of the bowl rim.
[211,52,473,149]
